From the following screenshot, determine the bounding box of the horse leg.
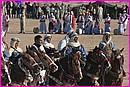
[32,76,39,85]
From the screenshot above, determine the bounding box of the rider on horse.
[43,34,59,58]
[99,32,126,77]
[64,32,87,68]
[99,32,115,59]
[8,38,23,64]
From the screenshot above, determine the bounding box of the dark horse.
[104,48,126,86]
[49,47,83,86]
[26,46,59,85]
[78,46,111,86]
[26,45,58,73]
[9,53,41,86]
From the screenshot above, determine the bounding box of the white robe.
[118,16,124,34]
[104,16,111,32]
[64,14,72,33]
[57,35,70,51]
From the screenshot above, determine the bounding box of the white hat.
[44,34,52,40]
[104,32,111,35]
[71,32,79,38]
[67,29,75,38]
[123,10,126,13]
[10,38,20,47]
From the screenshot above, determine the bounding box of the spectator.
[92,19,100,34]
[76,12,85,34]
[84,13,93,34]
[53,18,62,34]
[49,13,56,33]
[114,4,118,19]
[39,13,47,34]
[19,13,25,33]
[3,13,10,33]
[118,13,124,34]
[122,10,129,31]
[104,14,111,32]
[64,11,72,33]
[98,5,103,22]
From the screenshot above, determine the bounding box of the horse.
[26,45,58,73]
[78,46,111,86]
[1,56,12,86]
[26,45,59,85]
[49,47,83,86]
[9,53,41,86]
[104,48,126,86]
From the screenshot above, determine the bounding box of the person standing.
[98,5,103,22]
[114,4,118,19]
[122,10,129,31]
[84,13,93,34]
[76,12,85,34]
[19,12,25,33]
[53,18,62,34]
[64,11,72,33]
[118,13,124,35]
[3,13,10,33]
[48,13,56,33]
[39,13,47,34]
[104,14,111,32]
[71,11,75,29]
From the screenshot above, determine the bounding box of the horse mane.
[20,52,31,62]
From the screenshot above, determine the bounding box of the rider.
[30,35,52,85]
[8,37,23,64]
[99,32,115,59]
[99,32,126,76]
[65,32,87,61]
[43,34,59,58]
[57,29,75,53]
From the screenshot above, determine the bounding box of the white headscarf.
[43,34,54,49]
[67,33,80,47]
[10,38,20,48]
[102,32,112,44]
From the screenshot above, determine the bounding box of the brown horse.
[49,47,83,86]
[26,45,59,85]
[104,48,126,86]
[26,45,58,73]
[10,53,41,86]
[78,46,111,86]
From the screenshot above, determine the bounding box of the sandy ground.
[3,16,129,86]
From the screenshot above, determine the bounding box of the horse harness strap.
[109,70,120,79]
[59,60,75,80]
[48,75,64,85]
[18,58,33,80]
[83,70,98,80]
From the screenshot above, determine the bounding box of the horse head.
[111,48,125,75]
[20,53,41,75]
[71,47,83,81]
[85,46,111,85]
[26,45,58,73]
